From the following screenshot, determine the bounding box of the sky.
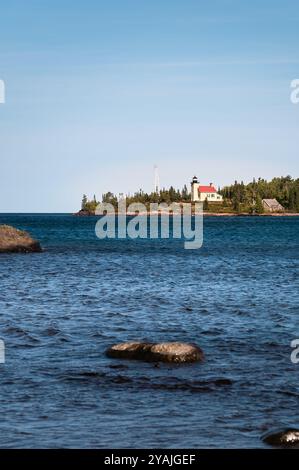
[0,0,298,212]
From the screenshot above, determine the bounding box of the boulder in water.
[0,225,42,253]
[106,341,204,364]
[262,428,299,447]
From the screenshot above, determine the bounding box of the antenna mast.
[154,165,160,194]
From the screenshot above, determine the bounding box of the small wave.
[278,389,299,398]
[3,325,40,344]
[58,369,233,393]
[44,326,61,336]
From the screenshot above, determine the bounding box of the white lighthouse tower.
[191,176,200,202]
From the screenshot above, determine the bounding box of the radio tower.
[154,165,160,194]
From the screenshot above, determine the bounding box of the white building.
[191,176,223,203]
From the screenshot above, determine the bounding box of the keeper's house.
[191,176,223,203]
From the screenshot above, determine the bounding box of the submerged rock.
[262,428,299,447]
[0,225,42,253]
[106,341,204,364]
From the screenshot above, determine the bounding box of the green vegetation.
[203,198,209,211]
[80,186,191,213]
[79,176,299,214]
[221,176,299,213]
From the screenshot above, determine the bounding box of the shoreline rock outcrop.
[0,225,42,253]
[73,209,95,216]
[106,341,204,364]
[262,428,299,447]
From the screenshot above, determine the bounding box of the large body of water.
[0,214,298,448]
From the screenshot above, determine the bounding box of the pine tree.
[81,194,88,210]
[289,188,296,210]
[203,197,209,211]
[296,189,299,212]
[255,196,264,214]
[182,184,187,199]
[233,197,240,213]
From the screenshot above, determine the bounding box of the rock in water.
[0,225,42,253]
[262,428,299,447]
[106,341,204,363]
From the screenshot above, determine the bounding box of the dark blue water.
[0,214,298,448]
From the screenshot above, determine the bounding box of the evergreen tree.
[255,195,264,214]
[203,197,209,211]
[102,192,118,206]
[233,196,240,213]
[181,184,188,199]
[296,189,299,212]
[81,194,88,210]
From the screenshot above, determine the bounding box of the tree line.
[80,176,299,213]
[221,176,299,213]
[81,185,191,212]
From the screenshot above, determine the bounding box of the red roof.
[198,185,217,193]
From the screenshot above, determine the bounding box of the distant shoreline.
[202,212,299,217]
[74,210,299,217]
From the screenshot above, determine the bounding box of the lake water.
[0,214,298,448]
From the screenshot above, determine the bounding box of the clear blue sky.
[0,0,298,212]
